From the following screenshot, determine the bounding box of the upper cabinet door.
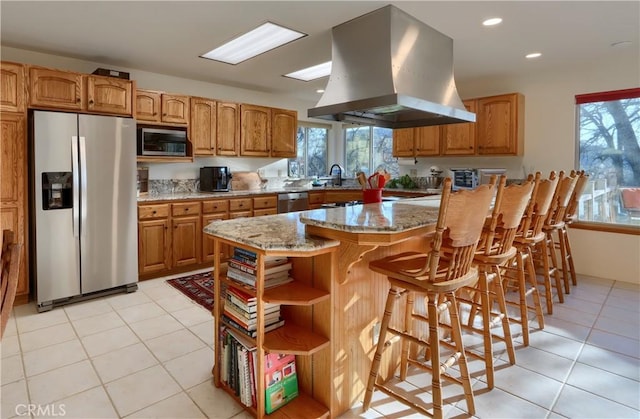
[161,94,190,124]
[191,97,216,156]
[414,125,440,156]
[240,104,271,157]
[0,62,25,113]
[441,100,477,155]
[477,93,524,155]
[271,108,297,158]
[136,89,162,122]
[86,76,132,116]
[29,67,84,110]
[392,128,415,157]
[216,102,240,156]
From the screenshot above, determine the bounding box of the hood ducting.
[308,5,475,129]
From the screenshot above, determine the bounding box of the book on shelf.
[224,298,280,320]
[226,291,279,315]
[227,269,294,289]
[221,327,257,408]
[264,353,299,414]
[228,259,292,277]
[224,303,281,329]
[222,315,285,338]
[232,248,288,268]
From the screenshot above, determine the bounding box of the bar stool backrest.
[565,170,589,223]
[483,176,536,256]
[435,177,496,282]
[519,171,559,239]
[546,171,579,226]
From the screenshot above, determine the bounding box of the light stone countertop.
[203,196,442,251]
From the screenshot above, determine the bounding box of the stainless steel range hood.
[308,5,475,129]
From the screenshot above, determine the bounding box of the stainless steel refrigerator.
[31,110,138,312]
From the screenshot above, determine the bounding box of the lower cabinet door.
[138,219,170,274]
[202,213,228,263]
[172,215,201,267]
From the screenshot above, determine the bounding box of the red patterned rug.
[166,271,214,311]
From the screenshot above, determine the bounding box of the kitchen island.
[203,197,441,418]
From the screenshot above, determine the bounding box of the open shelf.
[263,281,329,305]
[263,323,329,355]
[266,391,329,419]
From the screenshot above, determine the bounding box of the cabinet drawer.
[253,195,277,210]
[229,198,253,212]
[172,202,201,217]
[229,210,252,219]
[138,204,169,220]
[308,192,324,204]
[253,208,277,217]
[202,200,229,214]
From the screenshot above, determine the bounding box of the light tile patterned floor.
[1,272,638,419]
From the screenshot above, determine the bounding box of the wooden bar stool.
[534,171,577,310]
[558,170,589,292]
[457,175,535,389]
[502,172,551,346]
[362,178,495,419]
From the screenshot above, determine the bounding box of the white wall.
[3,46,639,283]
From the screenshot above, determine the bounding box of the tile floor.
[1,272,638,419]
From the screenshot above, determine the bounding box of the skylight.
[200,22,306,65]
[284,61,332,82]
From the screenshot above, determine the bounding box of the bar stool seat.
[363,178,495,419]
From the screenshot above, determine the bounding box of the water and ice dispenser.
[41,172,73,210]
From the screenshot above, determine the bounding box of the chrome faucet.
[329,164,343,186]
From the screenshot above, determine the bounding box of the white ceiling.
[1,1,638,103]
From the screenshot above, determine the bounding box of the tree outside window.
[289,123,328,177]
[576,88,640,226]
[345,126,399,178]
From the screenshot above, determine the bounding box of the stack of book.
[227,247,293,289]
[222,284,284,338]
[220,327,257,408]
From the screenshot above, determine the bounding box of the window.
[289,123,328,177]
[576,88,640,227]
[344,126,399,178]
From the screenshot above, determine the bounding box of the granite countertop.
[203,196,443,251]
[138,186,440,202]
[299,196,442,234]
[203,212,340,252]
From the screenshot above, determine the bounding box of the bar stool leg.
[493,266,517,365]
[399,291,414,381]
[363,286,400,410]
[477,271,496,389]
[563,227,579,287]
[557,227,571,294]
[546,232,565,304]
[426,291,445,419]
[524,246,546,331]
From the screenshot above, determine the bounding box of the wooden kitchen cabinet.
[191,97,217,156]
[202,199,230,263]
[392,126,440,157]
[240,104,271,156]
[308,191,325,209]
[171,202,201,267]
[135,89,189,124]
[270,108,297,157]
[0,112,28,303]
[86,75,133,116]
[441,99,477,155]
[138,204,171,275]
[1,62,25,113]
[29,66,84,110]
[252,194,278,217]
[476,93,524,155]
[216,102,240,156]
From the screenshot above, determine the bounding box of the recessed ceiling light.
[482,17,502,26]
[200,22,306,65]
[316,89,325,94]
[526,52,542,59]
[611,41,632,48]
[284,61,332,82]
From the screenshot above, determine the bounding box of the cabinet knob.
[89,100,94,105]
[153,112,157,116]
[76,98,81,103]
[185,208,189,211]
[152,210,157,214]
[163,113,167,117]
[174,225,178,229]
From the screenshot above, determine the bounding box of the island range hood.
[308,5,475,129]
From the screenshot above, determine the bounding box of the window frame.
[343,124,399,178]
[573,87,640,235]
[290,121,330,178]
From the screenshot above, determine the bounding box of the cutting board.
[231,171,264,190]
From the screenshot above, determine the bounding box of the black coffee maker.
[200,166,232,191]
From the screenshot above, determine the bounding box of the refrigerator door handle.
[72,136,80,238]
[79,136,88,238]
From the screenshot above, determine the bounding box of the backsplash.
[149,179,199,194]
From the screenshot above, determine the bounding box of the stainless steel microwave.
[137,127,187,157]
